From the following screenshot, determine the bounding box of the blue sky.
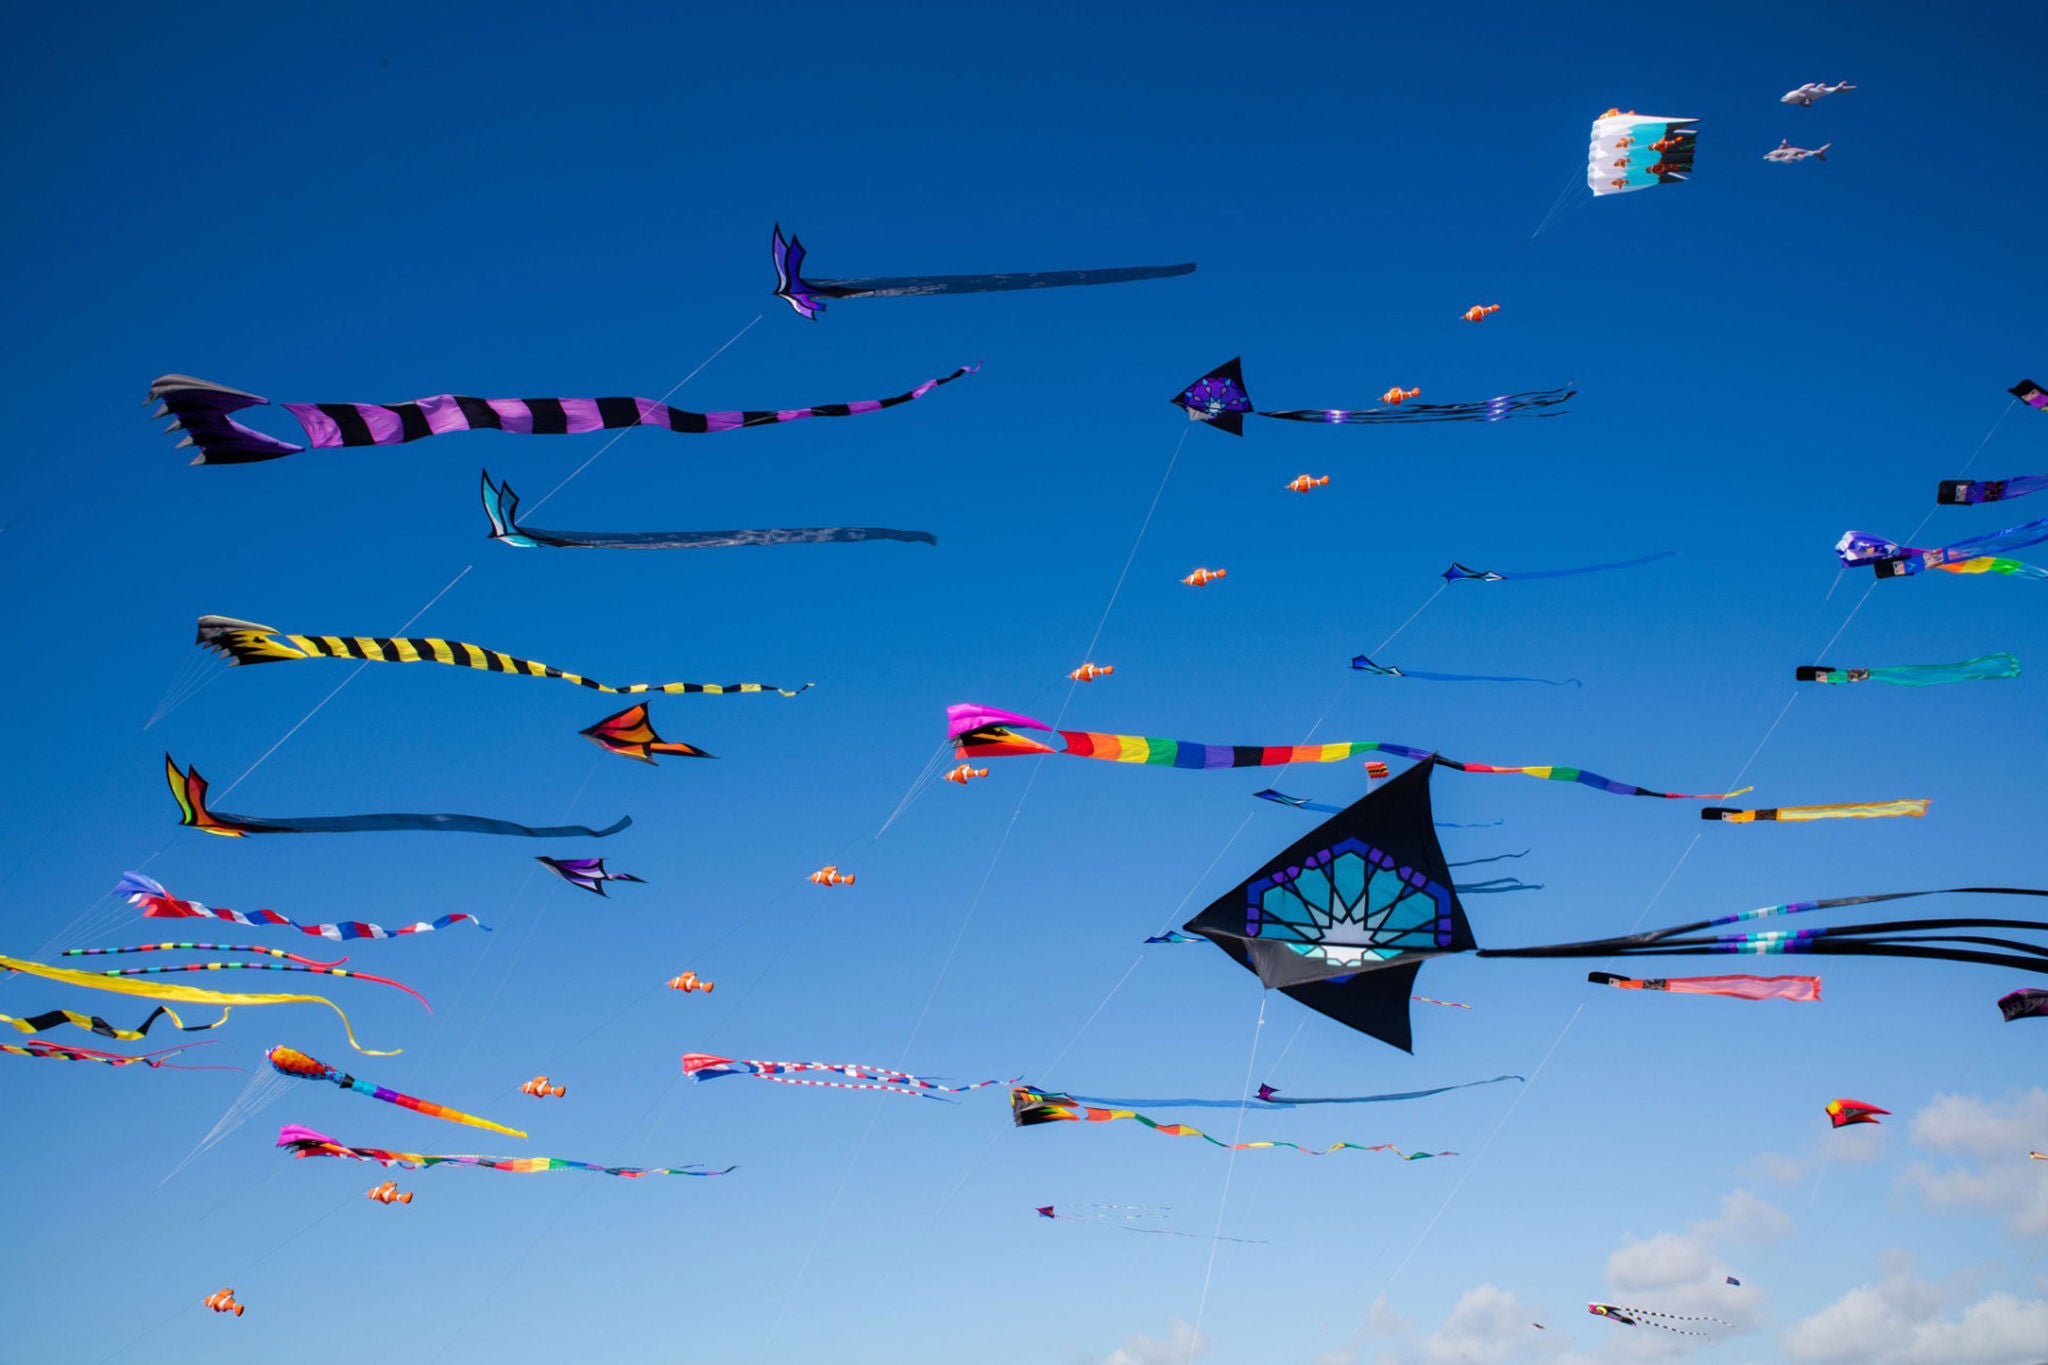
[4,2,2047,1361]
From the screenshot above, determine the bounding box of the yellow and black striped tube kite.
[195,617,811,698]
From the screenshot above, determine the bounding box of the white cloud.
[1597,1189,1786,1341]
[1698,1188,1795,1245]
[1097,1319,1207,1365]
[1783,1253,2048,1363]
[1422,1285,1541,1365]
[1751,1127,1890,1187]
[1902,1089,2048,1236]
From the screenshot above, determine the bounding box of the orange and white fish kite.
[1287,474,1329,493]
[1380,386,1420,405]
[204,1288,245,1317]
[367,1181,414,1205]
[1462,304,1500,323]
[1068,662,1114,683]
[809,865,855,887]
[945,763,989,785]
[667,971,715,993]
[1182,567,1226,588]
[520,1075,566,1098]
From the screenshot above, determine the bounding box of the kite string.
[937,809,1261,1213]
[1339,396,2014,1333]
[767,416,1193,1336]
[213,565,473,802]
[1073,424,1188,669]
[1368,583,1446,657]
[519,313,763,517]
[1186,992,1266,1363]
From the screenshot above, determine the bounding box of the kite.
[1034,1204,1265,1244]
[1588,972,1821,1002]
[949,703,1746,800]
[1441,552,1675,583]
[1068,663,1114,683]
[64,940,344,968]
[367,1182,414,1205]
[1182,567,1226,587]
[1047,1075,1520,1110]
[770,224,1193,320]
[1938,475,2048,506]
[1587,1304,1722,1336]
[537,857,645,896]
[1726,1276,1742,1287]
[1450,877,1541,895]
[1173,357,1572,435]
[167,755,630,839]
[266,1045,523,1138]
[1010,1087,1451,1159]
[1287,474,1329,493]
[119,871,490,941]
[1763,139,1830,163]
[148,365,975,465]
[63,947,430,1012]
[0,950,394,1054]
[1701,799,1929,823]
[807,866,855,886]
[196,615,812,698]
[579,703,715,764]
[1364,761,1391,780]
[1254,789,1500,828]
[3,1002,228,1042]
[1589,110,1698,195]
[1381,386,1420,405]
[683,1053,1012,1100]
[1352,654,1581,688]
[277,1124,732,1177]
[521,1076,566,1098]
[1782,81,1855,106]
[667,971,714,993]
[945,764,988,785]
[480,471,936,551]
[204,1289,245,1318]
[1137,935,1473,1008]
[1178,760,2048,1051]
[1253,1076,1524,1105]
[1998,988,2048,1021]
[1826,1098,1888,1128]
[1462,304,1500,323]
[2,1039,215,1069]
[2014,379,2048,413]
[1837,521,2048,580]
[1797,654,2019,686]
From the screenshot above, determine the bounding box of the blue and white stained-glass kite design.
[1243,837,1459,968]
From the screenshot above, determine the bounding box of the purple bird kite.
[536,858,646,897]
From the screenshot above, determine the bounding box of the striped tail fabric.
[946,705,1746,800]
[1700,799,1930,823]
[150,366,976,464]
[196,616,810,697]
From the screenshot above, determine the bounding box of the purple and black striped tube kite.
[147,364,975,466]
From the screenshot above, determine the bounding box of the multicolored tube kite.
[948,703,1744,801]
